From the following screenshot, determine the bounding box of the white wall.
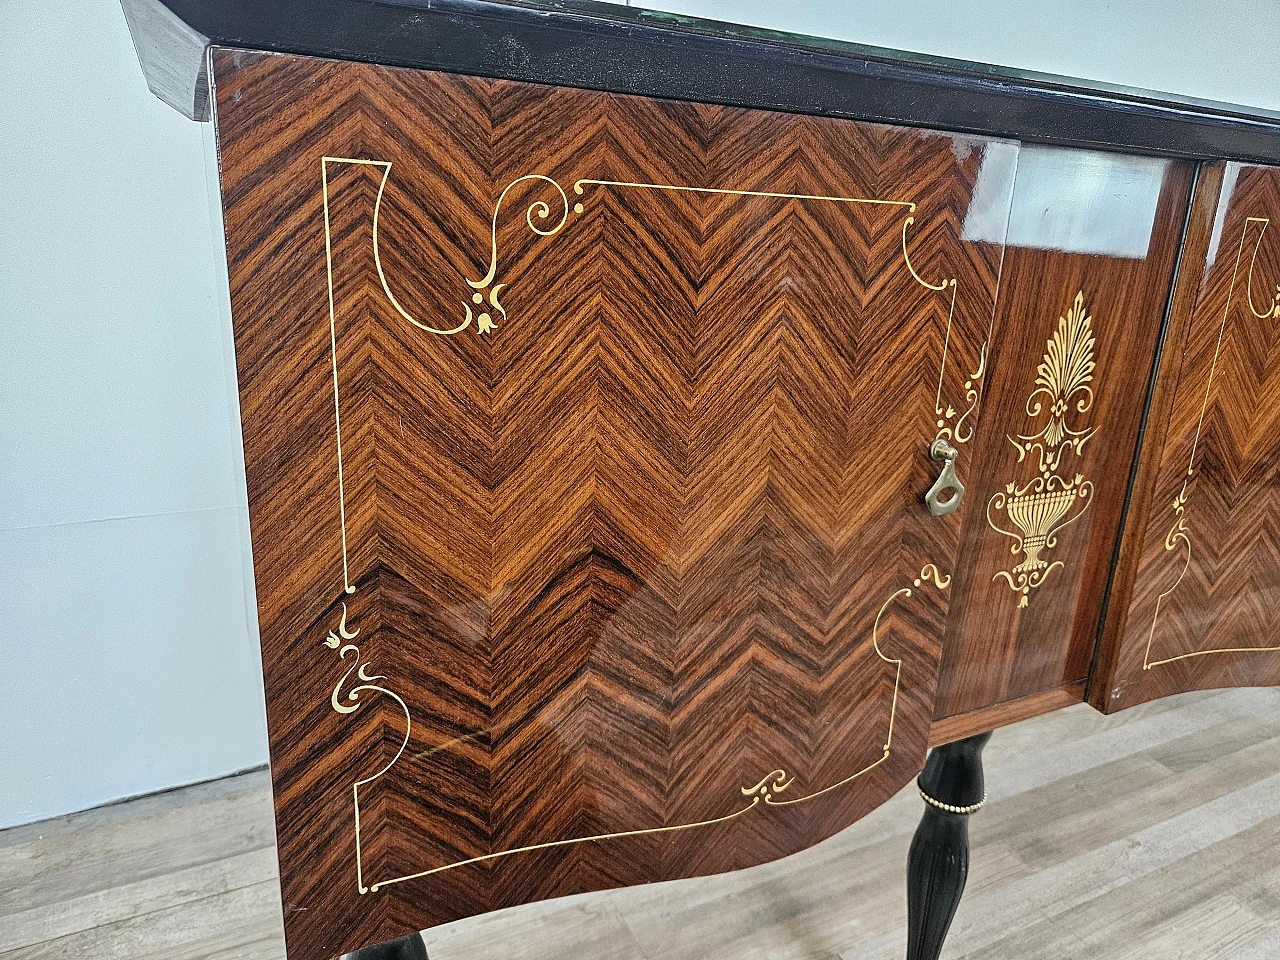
[0,0,267,828]
[0,0,1276,830]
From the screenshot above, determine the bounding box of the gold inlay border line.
[322,567,948,894]
[1144,216,1280,670]
[318,156,963,894]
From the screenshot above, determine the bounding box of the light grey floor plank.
[0,881,283,960]
[3,690,1278,960]
[0,848,277,952]
[0,771,272,854]
[0,770,274,916]
[978,720,1280,875]
[422,900,648,960]
[959,810,1280,960]
[843,769,1280,960]
[1222,924,1280,959]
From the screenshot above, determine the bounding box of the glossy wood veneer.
[1096,161,1280,711]
[928,682,1086,747]
[934,154,1195,719]
[211,50,1013,960]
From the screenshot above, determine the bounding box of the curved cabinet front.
[210,50,1014,959]
[1096,161,1280,712]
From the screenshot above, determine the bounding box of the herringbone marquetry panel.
[212,50,1011,960]
[1100,161,1280,711]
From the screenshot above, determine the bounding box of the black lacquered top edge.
[171,0,1280,163]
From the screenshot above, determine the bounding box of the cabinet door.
[211,50,1012,959]
[932,148,1193,730]
[1095,162,1280,712]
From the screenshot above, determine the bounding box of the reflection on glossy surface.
[959,139,1019,251]
[936,146,1193,724]
[1205,161,1241,267]
[213,52,1015,959]
[966,145,1169,258]
[1102,161,1280,711]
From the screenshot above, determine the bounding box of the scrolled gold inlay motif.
[319,154,965,893]
[322,566,948,894]
[1014,291,1097,470]
[987,292,1097,607]
[322,592,413,895]
[323,156,978,438]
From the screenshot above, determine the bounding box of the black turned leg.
[342,932,429,960]
[905,731,992,960]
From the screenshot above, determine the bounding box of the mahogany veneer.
[928,682,1086,747]
[190,31,1280,960]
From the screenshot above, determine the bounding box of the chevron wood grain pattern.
[933,154,1194,721]
[1096,161,1280,712]
[210,49,1012,960]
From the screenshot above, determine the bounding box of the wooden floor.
[3,687,1279,959]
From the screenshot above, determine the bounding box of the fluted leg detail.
[905,731,992,960]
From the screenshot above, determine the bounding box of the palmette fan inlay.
[987,292,1098,606]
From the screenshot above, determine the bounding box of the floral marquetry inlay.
[987,291,1098,607]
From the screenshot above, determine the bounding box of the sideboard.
[122,2,1280,958]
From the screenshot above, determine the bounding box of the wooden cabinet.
[211,51,1016,959]
[1095,161,1280,711]
[113,1,1280,954]
[204,40,1280,957]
